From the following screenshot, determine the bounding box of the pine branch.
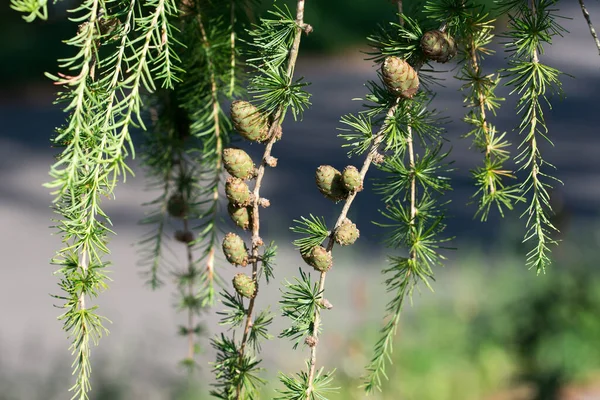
[458,7,522,220]
[303,101,399,398]
[501,0,564,272]
[235,3,309,398]
[195,8,224,307]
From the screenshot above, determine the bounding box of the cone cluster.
[334,219,360,246]
[222,232,248,266]
[232,273,256,298]
[315,165,348,202]
[223,148,255,180]
[381,56,419,98]
[231,101,270,143]
[420,30,457,63]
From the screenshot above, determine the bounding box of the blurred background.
[1,1,600,399]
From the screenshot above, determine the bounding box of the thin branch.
[235,1,307,399]
[579,0,600,56]
[305,101,400,396]
[305,4,407,394]
[229,0,236,96]
[197,10,222,303]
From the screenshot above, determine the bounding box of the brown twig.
[235,1,307,399]
[578,0,600,56]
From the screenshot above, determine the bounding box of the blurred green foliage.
[3,220,600,399]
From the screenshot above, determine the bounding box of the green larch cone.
[307,245,333,272]
[334,219,360,246]
[232,273,256,298]
[316,165,348,202]
[381,56,419,98]
[226,177,251,206]
[231,100,270,143]
[342,165,362,192]
[167,193,188,218]
[223,148,255,180]
[228,203,252,230]
[420,30,457,63]
[222,232,249,266]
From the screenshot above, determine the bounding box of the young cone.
[342,165,362,192]
[226,177,251,206]
[381,56,419,98]
[420,30,457,63]
[167,193,187,218]
[306,245,333,272]
[315,165,348,202]
[223,148,255,180]
[222,232,249,266]
[334,219,360,246]
[174,230,195,244]
[232,273,256,298]
[228,203,252,230]
[230,100,270,143]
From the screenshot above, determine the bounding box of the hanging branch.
[501,0,565,272]
[458,6,522,220]
[138,0,239,368]
[213,2,312,399]
[279,1,454,397]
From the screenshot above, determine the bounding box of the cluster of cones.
[381,29,458,98]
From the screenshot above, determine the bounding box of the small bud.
[174,230,194,244]
[232,273,256,298]
[226,177,252,206]
[259,198,270,208]
[334,219,360,246]
[304,335,318,347]
[342,165,362,192]
[321,298,333,310]
[265,156,278,167]
[223,148,255,180]
[222,233,248,266]
[302,24,314,34]
[315,165,348,202]
[381,56,419,98]
[227,203,252,230]
[167,194,188,218]
[372,152,385,165]
[231,101,270,143]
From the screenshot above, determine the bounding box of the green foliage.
[500,0,565,273]
[10,0,47,22]
[279,268,323,348]
[290,215,330,255]
[276,366,338,400]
